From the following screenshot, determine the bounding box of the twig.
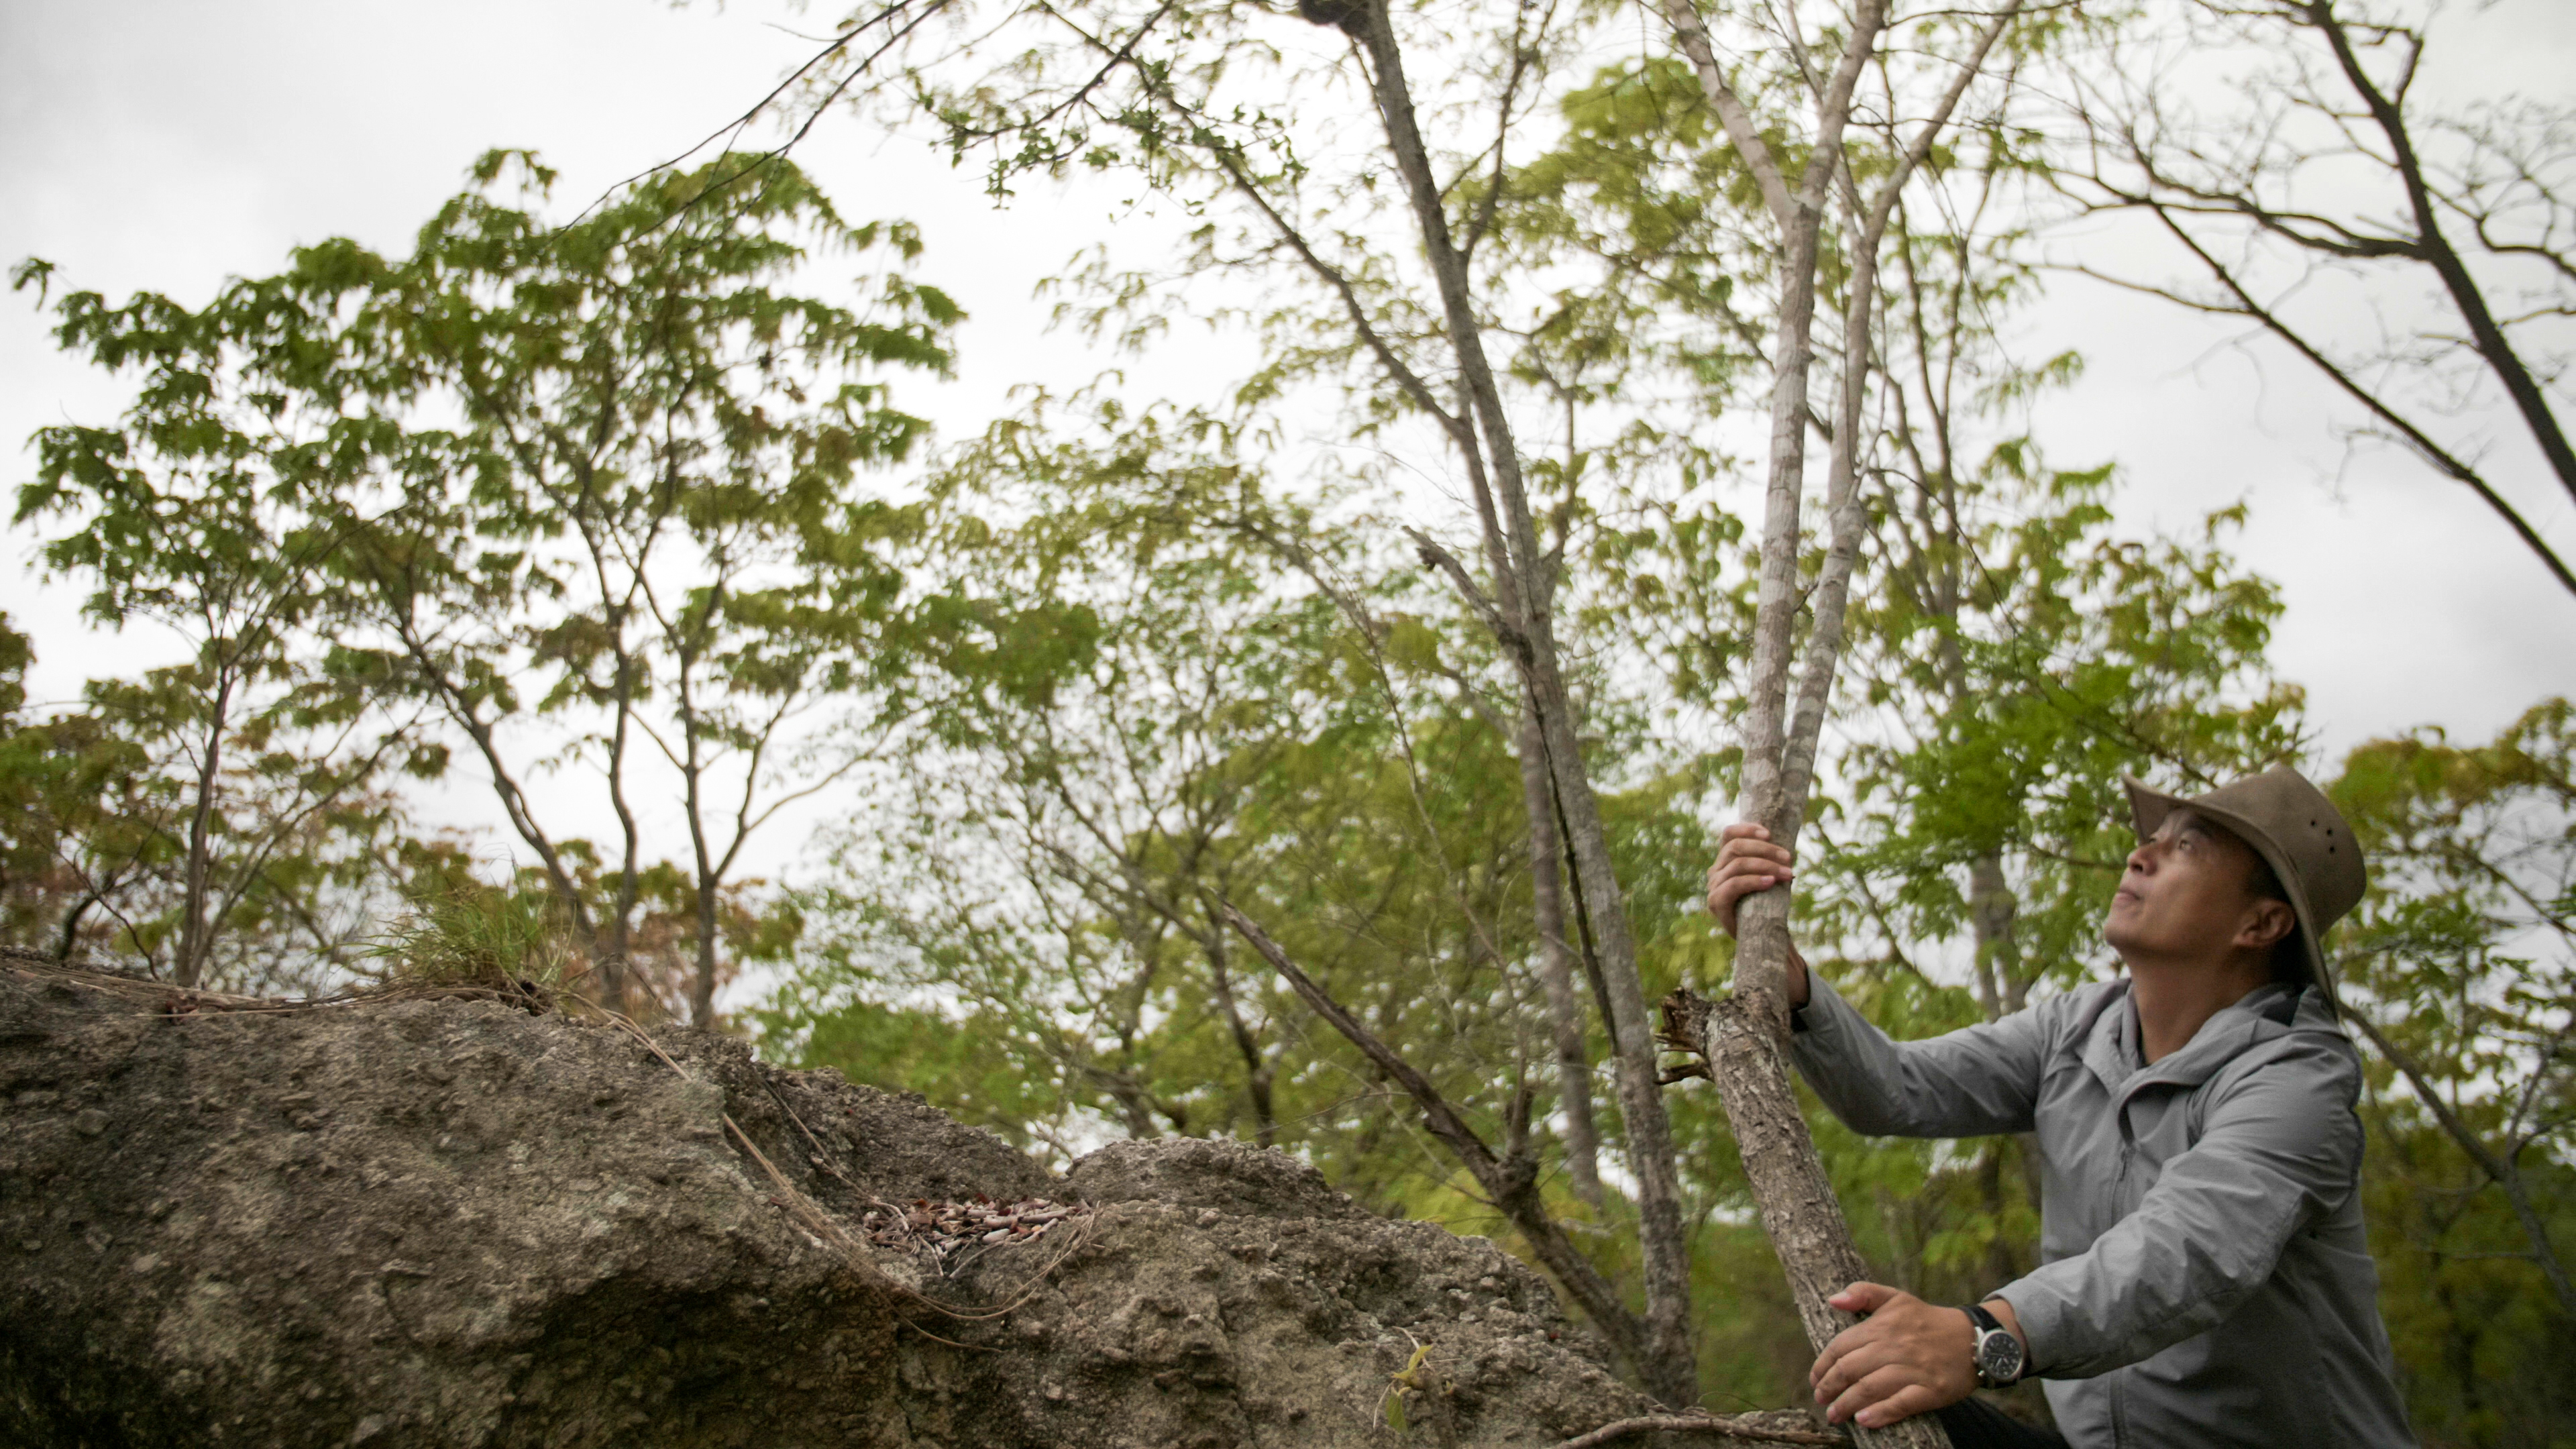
[1553,1412,1845,1448]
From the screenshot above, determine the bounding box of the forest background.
[3,0,2573,1442]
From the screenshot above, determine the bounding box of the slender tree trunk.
[1966,853,2016,1016]
[682,712,722,1028]
[174,672,235,989]
[690,874,722,1028]
[1701,126,1957,1449]
[1664,1,2015,1438]
[1522,698,1604,1207]
[1974,1144,2021,1290]
[600,645,645,1014]
[1524,651,1696,1406]
[1964,853,2045,1214]
[53,894,97,963]
[1707,272,1937,1440]
[1359,1,1696,1401]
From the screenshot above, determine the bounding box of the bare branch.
[1220,903,1658,1375]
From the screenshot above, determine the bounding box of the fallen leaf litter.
[860,1194,1091,1260]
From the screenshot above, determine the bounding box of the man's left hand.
[1809,1282,1978,1430]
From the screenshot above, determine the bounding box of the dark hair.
[2243,851,2310,987]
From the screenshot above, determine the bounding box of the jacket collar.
[2080,977,2322,1099]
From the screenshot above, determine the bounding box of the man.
[1705,767,2414,1447]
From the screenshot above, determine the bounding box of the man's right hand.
[1705,822,1811,1008]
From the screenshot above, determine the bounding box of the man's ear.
[2238,899,2296,953]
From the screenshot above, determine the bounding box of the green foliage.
[2330,700,2576,1446]
[0,615,161,959]
[2363,1115,2576,1446]
[13,221,428,986]
[17,149,950,1013]
[0,616,409,990]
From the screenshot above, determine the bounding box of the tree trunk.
[1701,996,1872,1346]
[174,672,235,989]
[1966,853,2015,1018]
[690,872,722,1030]
[1706,999,1945,1449]
[1662,1,2015,1439]
[1522,699,1604,1207]
[683,686,722,1029]
[599,653,646,1014]
[1358,1,1696,1401]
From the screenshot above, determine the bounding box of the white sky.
[3,0,2571,898]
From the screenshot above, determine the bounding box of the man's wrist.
[1964,1301,2029,1387]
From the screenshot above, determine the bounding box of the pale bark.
[660,581,743,1030]
[597,638,645,1012]
[681,659,724,1028]
[1966,855,2015,1017]
[1659,2,2023,1441]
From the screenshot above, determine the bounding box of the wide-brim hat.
[2121,765,2368,1016]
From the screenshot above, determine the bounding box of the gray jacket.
[1788,972,2414,1448]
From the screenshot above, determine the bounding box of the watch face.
[1978,1328,2026,1385]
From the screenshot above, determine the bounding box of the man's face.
[2102,809,2284,967]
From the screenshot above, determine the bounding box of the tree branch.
[1220,903,1660,1377]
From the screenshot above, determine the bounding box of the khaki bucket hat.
[2121,765,2369,1015]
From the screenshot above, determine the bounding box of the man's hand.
[1809,1282,1980,1430]
[1705,822,1794,936]
[1705,823,1810,1008]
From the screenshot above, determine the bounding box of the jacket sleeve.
[1784,971,2056,1138]
[1994,1037,2365,1379]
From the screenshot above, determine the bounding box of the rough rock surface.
[0,967,1732,1448]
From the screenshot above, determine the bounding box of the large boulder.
[0,963,1793,1448]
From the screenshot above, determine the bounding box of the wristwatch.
[1964,1302,2027,1387]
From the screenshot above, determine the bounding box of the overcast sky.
[3,0,2570,856]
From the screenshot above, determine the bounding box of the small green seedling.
[1383,1340,1435,1432]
